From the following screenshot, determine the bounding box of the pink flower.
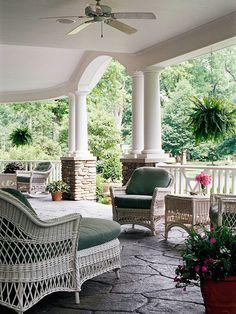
[209,237,216,244]
[202,265,208,273]
[207,258,215,264]
[195,265,200,273]
[195,172,212,187]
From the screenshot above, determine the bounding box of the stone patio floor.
[0,196,205,314]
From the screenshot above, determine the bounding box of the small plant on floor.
[46,180,69,201]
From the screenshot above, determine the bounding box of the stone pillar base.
[120,158,161,186]
[61,157,96,201]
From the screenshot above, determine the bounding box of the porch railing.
[0,160,61,182]
[0,160,235,195]
[158,164,236,195]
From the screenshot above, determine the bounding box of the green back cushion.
[78,218,121,250]
[35,162,51,172]
[126,167,171,196]
[1,188,37,217]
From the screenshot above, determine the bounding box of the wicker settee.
[110,167,174,235]
[0,188,121,314]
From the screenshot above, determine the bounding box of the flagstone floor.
[0,196,205,314]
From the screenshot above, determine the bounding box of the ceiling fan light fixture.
[56,18,76,24]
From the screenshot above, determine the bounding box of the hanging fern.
[188,96,236,144]
[9,127,33,147]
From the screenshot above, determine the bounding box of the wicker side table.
[165,194,210,239]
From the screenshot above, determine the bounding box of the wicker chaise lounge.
[0,188,121,314]
[110,167,174,235]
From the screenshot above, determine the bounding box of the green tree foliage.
[161,47,236,161]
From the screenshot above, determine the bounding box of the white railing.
[0,160,61,182]
[158,164,236,195]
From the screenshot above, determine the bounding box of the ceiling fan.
[41,0,156,37]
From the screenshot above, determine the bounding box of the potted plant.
[3,162,25,173]
[175,225,236,314]
[46,180,69,201]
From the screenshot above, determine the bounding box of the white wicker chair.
[210,193,236,230]
[16,161,53,194]
[0,189,121,314]
[110,167,174,235]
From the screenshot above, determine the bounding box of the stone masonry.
[61,157,96,201]
[121,158,158,185]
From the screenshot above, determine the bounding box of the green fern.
[9,127,33,147]
[188,96,236,144]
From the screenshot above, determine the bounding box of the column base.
[64,151,96,160]
[61,157,96,201]
[137,151,170,161]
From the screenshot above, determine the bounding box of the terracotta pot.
[201,276,236,314]
[51,191,62,201]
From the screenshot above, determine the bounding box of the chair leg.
[114,268,120,279]
[75,292,80,304]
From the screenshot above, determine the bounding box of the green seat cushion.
[126,167,171,196]
[78,218,121,250]
[35,162,51,172]
[1,188,37,217]
[16,176,30,183]
[114,195,152,209]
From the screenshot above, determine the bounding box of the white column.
[140,66,167,160]
[68,92,76,155]
[129,71,144,157]
[75,90,93,158]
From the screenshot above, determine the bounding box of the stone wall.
[121,158,158,185]
[61,157,96,201]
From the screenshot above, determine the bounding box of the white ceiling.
[0,0,236,100]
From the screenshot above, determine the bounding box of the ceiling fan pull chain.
[101,21,104,38]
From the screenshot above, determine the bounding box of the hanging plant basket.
[9,127,33,147]
[188,96,236,144]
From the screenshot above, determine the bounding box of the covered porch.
[0,1,236,313]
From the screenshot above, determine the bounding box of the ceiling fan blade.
[105,19,137,34]
[40,15,86,20]
[112,12,156,20]
[68,20,94,35]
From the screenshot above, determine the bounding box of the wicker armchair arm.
[110,186,127,197]
[151,186,172,212]
[39,213,82,227]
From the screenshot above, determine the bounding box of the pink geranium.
[195,171,212,187]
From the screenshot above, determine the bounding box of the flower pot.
[201,276,236,314]
[51,191,62,201]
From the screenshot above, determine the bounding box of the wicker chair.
[110,167,174,235]
[0,189,121,314]
[210,194,236,230]
[16,161,53,194]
